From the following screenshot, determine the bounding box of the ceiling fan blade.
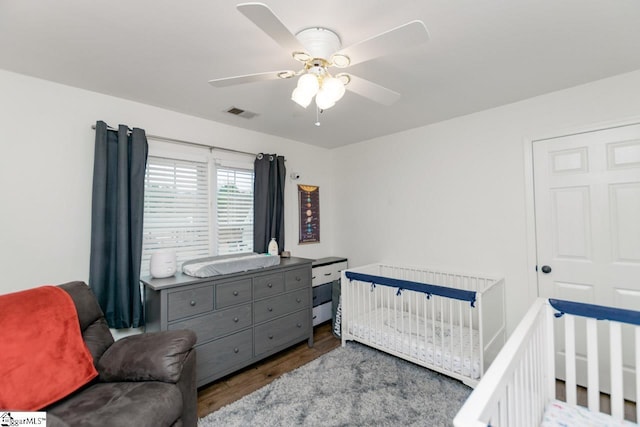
[337,20,429,67]
[208,70,292,87]
[237,2,306,53]
[345,74,401,106]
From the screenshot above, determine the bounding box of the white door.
[533,122,640,399]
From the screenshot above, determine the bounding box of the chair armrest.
[98,330,196,383]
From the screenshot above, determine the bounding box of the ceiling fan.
[208,2,429,111]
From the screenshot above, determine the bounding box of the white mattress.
[542,399,637,427]
[347,307,481,379]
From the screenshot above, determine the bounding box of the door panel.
[533,123,640,401]
[551,186,591,260]
[610,183,640,263]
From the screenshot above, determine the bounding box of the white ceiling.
[1,1,640,149]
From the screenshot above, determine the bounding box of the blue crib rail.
[549,298,640,326]
[344,271,477,307]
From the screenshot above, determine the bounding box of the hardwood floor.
[197,322,341,418]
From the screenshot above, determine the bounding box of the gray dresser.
[142,257,313,387]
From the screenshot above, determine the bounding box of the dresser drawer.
[196,329,253,383]
[216,278,252,309]
[285,267,310,291]
[312,282,332,307]
[253,273,284,299]
[312,261,347,287]
[254,288,309,323]
[168,303,251,343]
[167,285,213,321]
[254,309,310,356]
[312,302,332,326]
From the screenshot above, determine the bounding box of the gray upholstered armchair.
[45,281,197,427]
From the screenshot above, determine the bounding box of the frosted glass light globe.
[315,88,335,110]
[321,76,346,102]
[296,73,320,97]
[291,87,312,108]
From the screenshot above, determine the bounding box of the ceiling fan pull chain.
[315,105,321,127]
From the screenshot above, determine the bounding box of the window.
[216,166,254,255]
[141,153,254,275]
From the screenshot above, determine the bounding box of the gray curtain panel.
[89,121,148,328]
[253,154,286,254]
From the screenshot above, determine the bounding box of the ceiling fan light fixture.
[296,73,320,97]
[330,53,350,68]
[291,87,313,108]
[315,88,336,110]
[293,51,312,62]
[336,73,351,86]
[295,27,341,60]
[212,4,430,124]
[321,76,345,102]
[277,70,295,79]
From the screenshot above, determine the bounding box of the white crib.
[453,298,640,426]
[340,263,506,387]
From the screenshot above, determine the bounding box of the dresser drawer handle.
[268,334,273,340]
[312,276,316,279]
[268,307,273,312]
[233,290,239,296]
[190,300,196,307]
[267,283,273,288]
[296,323,302,328]
[324,272,332,276]
[233,317,239,323]
[295,276,301,281]
[234,347,239,353]
[296,298,301,303]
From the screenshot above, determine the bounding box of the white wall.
[4,67,640,336]
[0,69,335,295]
[331,70,640,333]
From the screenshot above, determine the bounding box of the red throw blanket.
[0,286,98,410]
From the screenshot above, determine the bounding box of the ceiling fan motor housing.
[295,27,342,61]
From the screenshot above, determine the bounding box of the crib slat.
[564,314,577,406]
[523,345,531,426]
[545,304,556,400]
[586,318,599,413]
[440,297,444,368]
[449,299,454,371]
[423,295,428,364]
[534,321,544,424]
[609,322,624,420]
[529,341,537,427]
[499,389,507,427]
[469,303,474,378]
[431,297,436,365]
[507,382,515,427]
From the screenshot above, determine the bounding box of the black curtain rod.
[91,124,257,157]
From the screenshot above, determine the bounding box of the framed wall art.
[298,184,320,244]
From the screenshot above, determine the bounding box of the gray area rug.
[198,342,472,427]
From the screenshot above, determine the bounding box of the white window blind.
[216,166,254,255]
[141,156,210,275]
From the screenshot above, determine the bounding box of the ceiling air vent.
[226,106,258,119]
